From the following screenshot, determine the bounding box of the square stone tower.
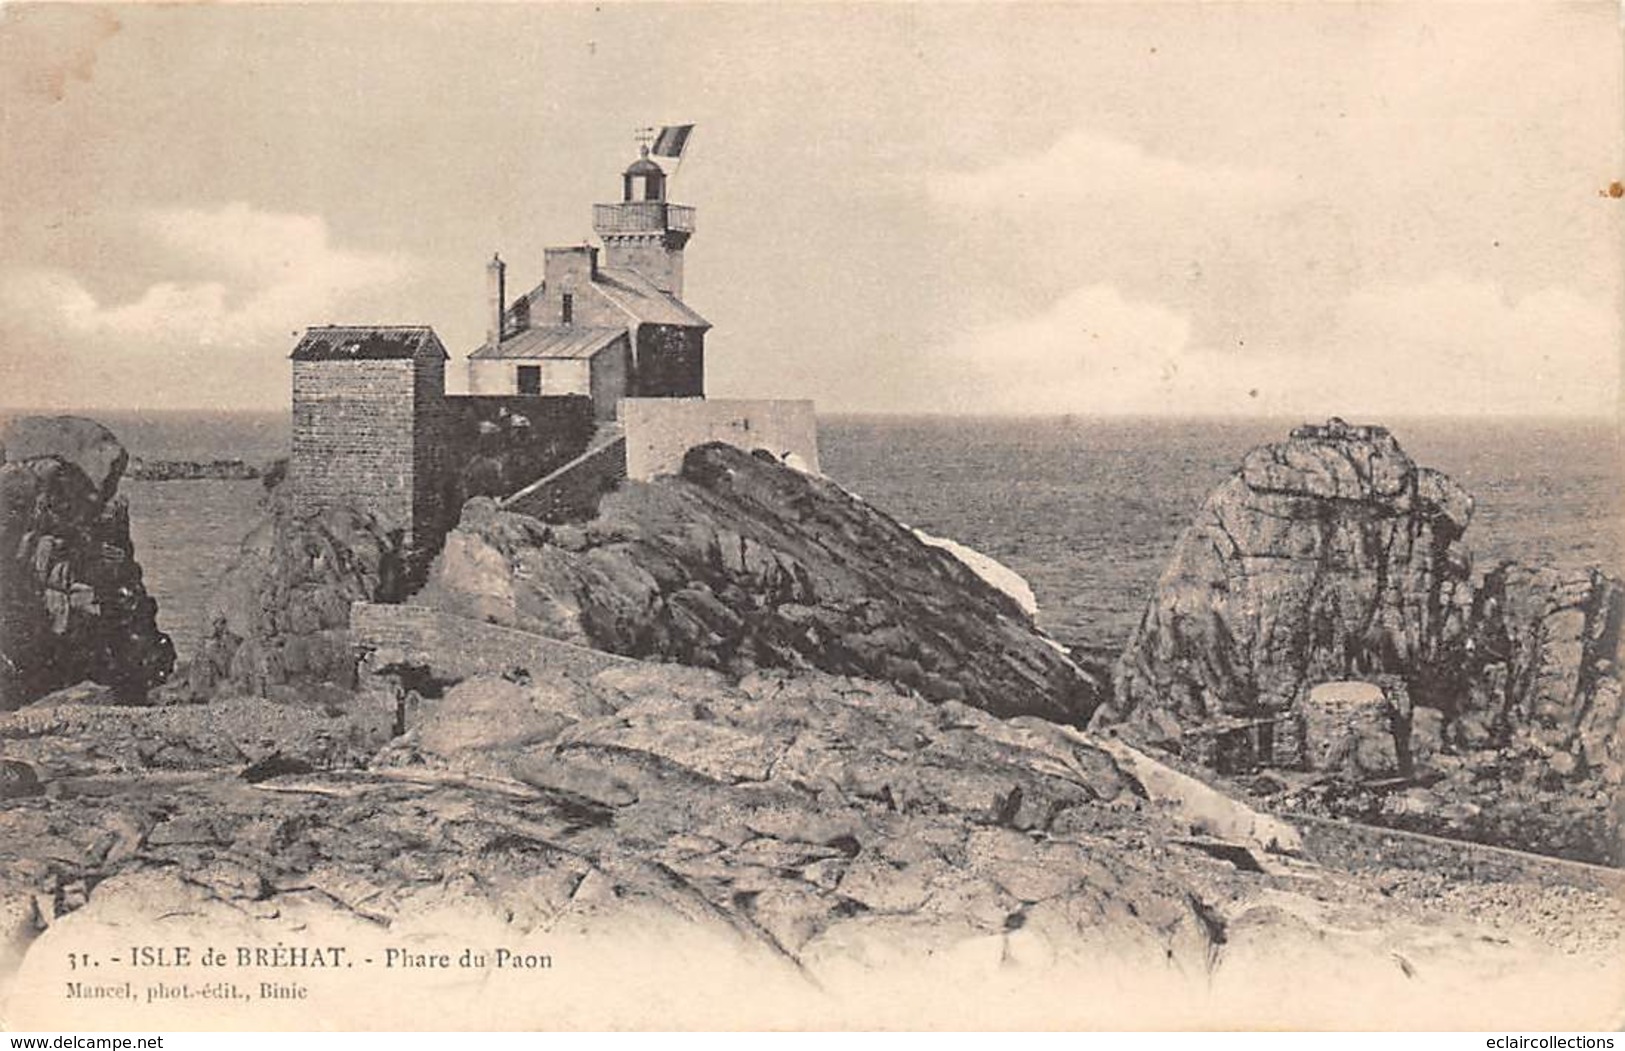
[289,325,449,565]
[592,148,694,298]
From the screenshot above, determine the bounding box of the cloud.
[913,284,1207,415]
[909,126,1333,357]
[0,203,413,409]
[928,129,1293,212]
[137,204,393,289]
[904,278,1618,418]
[1312,278,1619,418]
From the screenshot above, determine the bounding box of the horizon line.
[2,405,1618,426]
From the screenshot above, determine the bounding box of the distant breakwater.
[125,458,264,482]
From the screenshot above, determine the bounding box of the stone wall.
[291,360,418,545]
[436,394,594,509]
[350,601,635,685]
[622,398,819,481]
[501,435,627,522]
[412,353,449,560]
[440,396,593,448]
[1289,811,1625,895]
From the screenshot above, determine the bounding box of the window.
[561,293,573,325]
[517,365,541,396]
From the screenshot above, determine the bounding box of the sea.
[95,410,1621,660]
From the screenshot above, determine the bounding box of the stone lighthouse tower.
[592,146,695,298]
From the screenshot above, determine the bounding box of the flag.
[652,124,694,158]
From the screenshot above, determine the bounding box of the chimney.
[486,253,506,348]
[544,245,599,302]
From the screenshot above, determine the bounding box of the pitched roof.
[469,326,627,361]
[291,325,447,362]
[593,267,710,329]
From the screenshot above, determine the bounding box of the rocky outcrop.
[1346,562,1624,864]
[0,417,174,709]
[1464,563,1622,777]
[1108,418,1475,729]
[179,482,404,702]
[419,442,1102,724]
[1,415,128,504]
[1107,419,1623,863]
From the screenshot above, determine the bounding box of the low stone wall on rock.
[500,434,627,523]
[350,601,636,685]
[1289,811,1625,896]
[622,398,819,481]
[439,393,595,504]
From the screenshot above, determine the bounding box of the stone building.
[288,136,820,555]
[289,325,450,564]
[467,148,710,410]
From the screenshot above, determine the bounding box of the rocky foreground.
[1,420,1622,1028]
[3,667,1621,1028]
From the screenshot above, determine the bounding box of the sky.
[0,2,1620,418]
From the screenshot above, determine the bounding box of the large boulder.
[1107,418,1624,863]
[0,418,173,709]
[0,416,128,504]
[1297,680,1406,778]
[181,482,404,701]
[1108,418,1475,730]
[419,442,1103,724]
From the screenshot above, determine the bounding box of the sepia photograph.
[0,1,1621,1033]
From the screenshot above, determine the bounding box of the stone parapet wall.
[501,435,627,522]
[350,601,635,685]
[622,398,818,481]
[1289,811,1625,895]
